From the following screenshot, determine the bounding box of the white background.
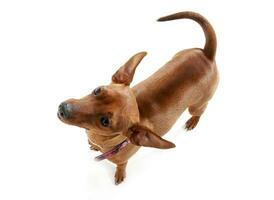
[0,0,274,199]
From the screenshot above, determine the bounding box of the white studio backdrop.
[0,0,274,200]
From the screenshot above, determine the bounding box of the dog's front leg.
[115,161,127,185]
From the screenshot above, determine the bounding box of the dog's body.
[58,11,219,184]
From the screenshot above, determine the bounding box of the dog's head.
[58,52,175,149]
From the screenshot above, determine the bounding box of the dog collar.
[94,139,130,161]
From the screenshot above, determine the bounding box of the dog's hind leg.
[185,102,208,131]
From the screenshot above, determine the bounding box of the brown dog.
[57,11,219,184]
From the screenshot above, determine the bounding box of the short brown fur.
[58,11,219,185]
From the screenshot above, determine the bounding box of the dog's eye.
[100,116,110,127]
[93,87,101,96]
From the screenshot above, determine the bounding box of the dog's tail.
[157,11,217,61]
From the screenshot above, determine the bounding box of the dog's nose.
[58,102,72,119]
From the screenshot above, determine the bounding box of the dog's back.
[133,12,219,135]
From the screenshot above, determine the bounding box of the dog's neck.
[86,130,127,152]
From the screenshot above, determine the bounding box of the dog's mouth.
[94,139,130,161]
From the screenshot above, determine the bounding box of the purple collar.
[94,139,130,161]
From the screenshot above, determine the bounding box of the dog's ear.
[125,124,176,149]
[112,52,147,85]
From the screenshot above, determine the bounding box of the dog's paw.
[114,169,126,185]
[185,116,200,131]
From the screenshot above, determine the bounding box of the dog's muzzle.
[58,102,72,119]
